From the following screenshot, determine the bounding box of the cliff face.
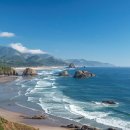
[0,116,38,130]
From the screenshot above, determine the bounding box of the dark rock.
[102,100,116,105]
[81,125,89,130]
[73,70,95,79]
[59,70,69,76]
[81,125,99,130]
[22,68,37,76]
[22,115,47,119]
[69,63,76,68]
[61,124,80,129]
[67,124,76,128]
[107,128,116,130]
[61,124,99,130]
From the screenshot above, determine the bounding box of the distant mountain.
[66,59,115,67]
[0,46,115,67]
[0,46,67,67]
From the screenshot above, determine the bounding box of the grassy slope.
[0,116,39,130]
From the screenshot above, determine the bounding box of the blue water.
[14,67,130,130]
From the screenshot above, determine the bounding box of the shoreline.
[0,108,69,130]
[0,67,73,130]
[0,67,121,130]
[0,75,18,83]
[14,66,65,71]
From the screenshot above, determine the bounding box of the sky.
[0,0,130,66]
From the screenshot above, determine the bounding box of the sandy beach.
[14,66,64,71]
[0,67,119,130]
[0,67,72,130]
[0,75,18,83]
[0,108,69,130]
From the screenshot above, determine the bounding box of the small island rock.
[102,100,116,105]
[73,70,95,79]
[68,63,76,68]
[22,68,37,76]
[59,70,69,76]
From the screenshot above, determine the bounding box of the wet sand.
[0,75,18,83]
[0,108,69,130]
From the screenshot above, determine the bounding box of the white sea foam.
[96,117,130,130]
[15,102,38,111]
[66,103,130,130]
[38,71,54,75]
[25,88,34,95]
[52,86,57,88]
[27,97,35,102]
[27,96,39,103]
[21,84,26,88]
[68,104,110,119]
[38,98,49,113]
[36,80,52,87]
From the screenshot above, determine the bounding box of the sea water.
[14,67,130,130]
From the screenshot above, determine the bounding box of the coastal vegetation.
[0,65,17,75]
[0,116,38,130]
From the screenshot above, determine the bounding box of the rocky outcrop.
[102,100,116,105]
[21,115,47,119]
[73,70,95,79]
[61,124,80,129]
[80,125,99,130]
[22,68,37,76]
[68,63,76,68]
[59,70,69,76]
[107,128,116,130]
[61,124,99,130]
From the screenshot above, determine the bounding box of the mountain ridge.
[0,46,67,67]
[0,45,115,67]
[66,59,115,67]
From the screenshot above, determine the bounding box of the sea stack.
[73,70,95,79]
[68,63,75,68]
[22,68,37,76]
[59,70,69,76]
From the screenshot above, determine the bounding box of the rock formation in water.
[59,70,69,76]
[102,100,116,105]
[22,68,37,76]
[68,63,76,68]
[73,70,95,79]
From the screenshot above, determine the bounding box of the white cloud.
[10,43,46,54]
[0,32,15,37]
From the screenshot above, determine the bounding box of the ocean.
[13,67,130,130]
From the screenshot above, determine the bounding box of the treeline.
[0,64,18,75]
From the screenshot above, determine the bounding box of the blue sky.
[0,0,130,66]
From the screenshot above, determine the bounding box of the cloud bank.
[0,32,15,37]
[10,43,46,54]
